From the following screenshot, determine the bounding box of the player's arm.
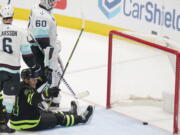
[24,87,59,106]
[24,89,43,106]
[21,46,36,68]
[20,32,36,67]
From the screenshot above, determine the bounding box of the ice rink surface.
[2,20,173,135]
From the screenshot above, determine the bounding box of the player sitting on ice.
[9,68,93,131]
[28,0,63,108]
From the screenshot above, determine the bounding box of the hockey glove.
[43,87,60,99]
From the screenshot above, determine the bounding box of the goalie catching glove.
[42,87,60,99]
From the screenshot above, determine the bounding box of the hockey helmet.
[21,68,39,79]
[0,5,14,18]
[40,0,57,10]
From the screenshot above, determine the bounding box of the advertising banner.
[1,0,179,43]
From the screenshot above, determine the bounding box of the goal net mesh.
[107,30,180,134]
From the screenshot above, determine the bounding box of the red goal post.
[107,30,180,134]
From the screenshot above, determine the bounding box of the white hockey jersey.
[28,5,57,47]
[0,23,33,73]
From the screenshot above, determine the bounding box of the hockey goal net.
[107,30,180,134]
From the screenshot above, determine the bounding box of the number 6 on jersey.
[3,37,13,54]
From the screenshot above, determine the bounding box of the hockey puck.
[142,122,148,125]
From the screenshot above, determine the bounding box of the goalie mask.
[40,0,57,10]
[0,5,14,18]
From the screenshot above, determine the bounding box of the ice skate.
[80,105,93,123]
[70,101,78,115]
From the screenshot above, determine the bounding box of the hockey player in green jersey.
[9,68,93,131]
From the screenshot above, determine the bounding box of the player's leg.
[0,88,8,126]
[3,72,20,115]
[23,101,77,131]
[0,72,7,124]
[55,105,93,126]
[24,104,93,131]
[0,71,16,133]
[23,111,58,131]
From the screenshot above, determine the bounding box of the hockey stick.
[57,7,86,98]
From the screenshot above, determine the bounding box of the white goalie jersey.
[28,5,57,48]
[0,23,33,73]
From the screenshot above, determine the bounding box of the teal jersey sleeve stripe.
[0,68,19,74]
[20,44,32,55]
[32,29,49,38]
